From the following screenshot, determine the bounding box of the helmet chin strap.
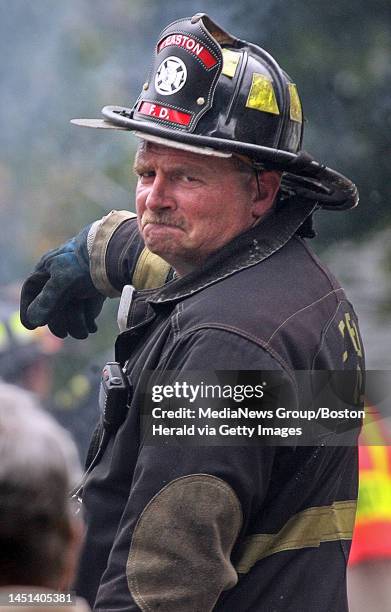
[254,169,262,200]
[230,153,265,200]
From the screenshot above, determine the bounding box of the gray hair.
[0,383,82,586]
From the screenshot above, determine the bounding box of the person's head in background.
[0,288,63,401]
[0,382,83,590]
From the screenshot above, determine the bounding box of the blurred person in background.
[348,406,391,612]
[0,382,90,611]
[0,284,62,398]
[0,285,100,462]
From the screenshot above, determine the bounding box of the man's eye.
[181,175,198,183]
[138,171,155,179]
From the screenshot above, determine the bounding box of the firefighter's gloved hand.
[20,224,105,339]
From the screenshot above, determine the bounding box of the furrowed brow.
[133,148,150,173]
[169,163,204,176]
[133,160,150,175]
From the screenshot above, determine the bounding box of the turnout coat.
[76,201,364,611]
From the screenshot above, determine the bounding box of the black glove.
[20,225,106,339]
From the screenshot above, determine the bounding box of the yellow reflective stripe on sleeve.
[132,248,171,290]
[246,73,280,115]
[235,500,356,574]
[221,48,241,78]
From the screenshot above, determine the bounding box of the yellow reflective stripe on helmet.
[132,248,171,289]
[235,500,356,574]
[246,73,280,115]
[288,83,303,123]
[221,48,241,78]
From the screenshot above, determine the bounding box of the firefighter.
[21,14,364,611]
[348,407,391,611]
[0,287,62,396]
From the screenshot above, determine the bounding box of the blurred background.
[1,0,391,370]
[0,2,390,608]
[1,2,390,421]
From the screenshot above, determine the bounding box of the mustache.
[141,212,186,230]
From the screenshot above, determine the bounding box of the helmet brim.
[70,118,129,130]
[71,105,358,211]
[70,119,232,158]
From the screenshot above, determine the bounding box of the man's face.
[134,142,274,276]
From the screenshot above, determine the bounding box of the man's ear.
[251,170,281,219]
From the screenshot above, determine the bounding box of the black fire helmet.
[72,13,358,211]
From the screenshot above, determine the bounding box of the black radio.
[99,362,130,433]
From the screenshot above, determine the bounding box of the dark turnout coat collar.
[148,200,316,305]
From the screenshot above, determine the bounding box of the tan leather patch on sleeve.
[90,210,136,297]
[127,474,243,611]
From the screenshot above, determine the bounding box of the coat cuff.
[90,210,137,297]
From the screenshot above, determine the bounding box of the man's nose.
[145,173,176,211]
